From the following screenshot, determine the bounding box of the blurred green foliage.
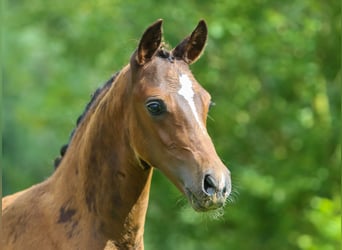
[3,0,340,249]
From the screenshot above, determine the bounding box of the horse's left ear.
[172,20,208,64]
[136,19,163,65]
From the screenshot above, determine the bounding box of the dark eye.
[209,101,216,110]
[146,100,166,116]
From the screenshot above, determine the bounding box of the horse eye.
[146,100,166,116]
[209,101,216,110]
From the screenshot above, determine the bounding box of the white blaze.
[178,74,204,131]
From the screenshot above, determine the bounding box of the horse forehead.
[158,60,199,89]
[163,72,202,95]
[141,58,202,92]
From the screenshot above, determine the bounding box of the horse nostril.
[203,174,217,196]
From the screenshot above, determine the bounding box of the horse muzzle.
[185,171,231,212]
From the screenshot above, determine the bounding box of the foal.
[2,19,231,249]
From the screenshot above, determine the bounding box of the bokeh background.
[3,1,340,249]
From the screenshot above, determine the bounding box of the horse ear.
[172,20,208,64]
[136,19,163,65]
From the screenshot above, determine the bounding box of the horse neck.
[53,66,153,246]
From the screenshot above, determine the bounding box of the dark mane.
[157,46,174,62]
[54,72,120,168]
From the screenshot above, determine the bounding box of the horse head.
[127,19,231,212]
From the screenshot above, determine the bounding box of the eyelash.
[209,101,216,110]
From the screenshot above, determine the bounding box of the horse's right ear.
[135,19,163,65]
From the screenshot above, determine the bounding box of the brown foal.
[2,19,231,249]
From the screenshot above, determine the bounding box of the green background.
[3,0,340,249]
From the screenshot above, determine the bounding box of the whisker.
[207,114,215,122]
[175,195,188,209]
[207,207,225,221]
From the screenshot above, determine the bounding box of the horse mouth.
[185,188,226,212]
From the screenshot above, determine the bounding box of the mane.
[54,72,119,168]
[54,46,172,169]
[157,44,174,62]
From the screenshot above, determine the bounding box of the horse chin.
[185,188,226,212]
